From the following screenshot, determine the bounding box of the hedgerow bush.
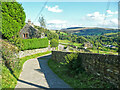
[0,39,21,88]
[64,53,84,75]
[1,39,21,73]
[21,38,48,50]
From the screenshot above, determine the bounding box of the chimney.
[28,19,31,25]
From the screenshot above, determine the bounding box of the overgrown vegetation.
[1,39,21,88]
[21,38,48,50]
[48,55,115,88]
[2,64,17,88]
[64,53,84,75]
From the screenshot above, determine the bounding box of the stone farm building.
[19,19,45,39]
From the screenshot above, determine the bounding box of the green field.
[89,49,118,55]
[60,32,68,35]
[59,40,82,46]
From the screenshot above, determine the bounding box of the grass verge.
[48,59,115,88]
[2,51,51,88]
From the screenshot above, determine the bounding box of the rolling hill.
[61,27,118,36]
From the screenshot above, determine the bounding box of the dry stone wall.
[18,47,50,58]
[52,51,119,88]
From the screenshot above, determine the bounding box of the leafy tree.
[50,39,59,47]
[1,2,26,40]
[34,25,59,40]
[38,16,46,28]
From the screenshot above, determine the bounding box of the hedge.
[21,38,48,50]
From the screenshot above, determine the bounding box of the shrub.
[77,46,83,49]
[64,46,67,49]
[64,53,84,75]
[50,39,59,47]
[21,38,48,50]
[1,39,21,83]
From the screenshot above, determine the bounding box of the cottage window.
[23,33,25,38]
[25,33,28,38]
[23,33,28,38]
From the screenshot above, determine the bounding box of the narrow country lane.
[15,54,71,89]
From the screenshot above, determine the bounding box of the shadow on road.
[34,69,43,74]
[37,54,71,88]
[37,54,52,60]
[17,79,48,89]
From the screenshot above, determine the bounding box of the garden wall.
[52,51,119,88]
[18,47,51,58]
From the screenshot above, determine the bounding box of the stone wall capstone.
[52,51,119,88]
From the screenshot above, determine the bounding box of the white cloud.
[46,20,67,30]
[47,24,64,30]
[45,5,63,13]
[47,20,67,24]
[69,24,83,27]
[47,23,83,30]
[97,18,118,28]
[107,10,118,15]
[34,22,40,26]
[86,12,112,21]
[110,18,118,25]
[83,11,118,28]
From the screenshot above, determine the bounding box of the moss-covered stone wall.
[52,51,119,88]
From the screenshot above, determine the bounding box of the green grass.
[59,40,82,47]
[2,51,51,88]
[104,33,118,36]
[59,40,71,44]
[2,64,17,88]
[60,32,68,35]
[89,49,118,55]
[73,43,82,47]
[48,59,115,88]
[50,30,56,33]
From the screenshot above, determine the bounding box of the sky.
[18,0,118,30]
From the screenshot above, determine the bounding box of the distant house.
[58,44,64,51]
[84,42,93,49]
[19,19,45,39]
[103,44,116,48]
